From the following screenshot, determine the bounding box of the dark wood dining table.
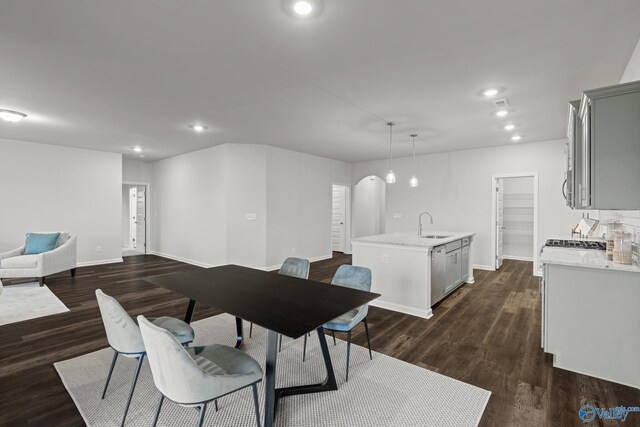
[144,264,379,427]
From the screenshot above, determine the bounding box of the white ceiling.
[1,0,639,162]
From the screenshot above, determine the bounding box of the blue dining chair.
[302,264,373,381]
[95,289,195,426]
[138,315,262,427]
[249,257,310,352]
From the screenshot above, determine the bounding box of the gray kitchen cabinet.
[444,239,463,294]
[576,80,640,209]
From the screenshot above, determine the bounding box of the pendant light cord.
[388,122,395,169]
[412,135,416,174]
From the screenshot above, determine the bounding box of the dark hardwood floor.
[1,254,638,426]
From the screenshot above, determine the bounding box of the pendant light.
[385,122,396,184]
[409,134,419,187]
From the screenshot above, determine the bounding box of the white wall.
[123,158,153,183]
[621,36,640,83]
[151,144,228,267]
[226,144,267,268]
[353,176,386,238]
[265,146,351,268]
[0,138,122,265]
[351,139,582,270]
[149,143,351,269]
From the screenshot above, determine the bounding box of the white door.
[129,187,137,249]
[331,185,346,252]
[495,179,504,269]
[135,186,146,253]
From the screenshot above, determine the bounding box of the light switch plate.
[245,213,257,221]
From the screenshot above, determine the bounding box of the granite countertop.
[351,231,475,249]
[540,247,640,273]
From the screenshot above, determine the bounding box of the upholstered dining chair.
[302,264,373,381]
[249,257,310,352]
[95,289,195,426]
[138,315,263,427]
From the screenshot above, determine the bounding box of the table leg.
[235,316,244,349]
[184,299,196,323]
[263,329,279,427]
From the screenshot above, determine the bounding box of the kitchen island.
[540,246,640,389]
[351,231,475,319]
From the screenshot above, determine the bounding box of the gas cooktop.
[545,239,606,250]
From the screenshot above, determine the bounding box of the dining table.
[144,264,379,427]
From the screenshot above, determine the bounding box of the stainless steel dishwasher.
[431,245,446,306]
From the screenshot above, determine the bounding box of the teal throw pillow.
[24,233,61,255]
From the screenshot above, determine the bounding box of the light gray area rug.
[55,314,490,426]
[0,282,69,326]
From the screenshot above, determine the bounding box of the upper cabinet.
[566,80,640,210]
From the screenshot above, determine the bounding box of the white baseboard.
[265,253,334,272]
[503,255,534,262]
[473,264,495,271]
[148,251,214,268]
[76,258,123,267]
[369,300,433,319]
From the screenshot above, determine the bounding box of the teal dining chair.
[302,264,373,381]
[138,315,263,427]
[249,257,310,352]
[95,289,195,426]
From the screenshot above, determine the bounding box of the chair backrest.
[95,289,145,354]
[331,265,372,292]
[278,257,310,279]
[138,315,212,404]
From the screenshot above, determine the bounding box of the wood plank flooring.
[1,254,638,426]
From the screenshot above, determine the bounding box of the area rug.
[55,313,491,426]
[0,282,70,326]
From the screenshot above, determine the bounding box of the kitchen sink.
[421,235,451,239]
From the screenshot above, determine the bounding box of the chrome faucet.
[418,211,434,236]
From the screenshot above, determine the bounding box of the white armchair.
[0,233,77,286]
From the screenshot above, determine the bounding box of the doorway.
[491,173,538,274]
[352,176,386,238]
[122,184,147,256]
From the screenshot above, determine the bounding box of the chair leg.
[346,330,352,382]
[101,350,119,399]
[249,322,253,338]
[363,318,373,360]
[302,333,308,361]
[196,403,207,427]
[214,399,219,412]
[278,334,283,352]
[332,330,336,346]
[38,277,44,287]
[152,395,164,427]
[120,354,144,427]
[252,383,261,427]
[71,268,77,277]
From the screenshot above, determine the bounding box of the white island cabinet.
[351,232,475,319]
[540,247,640,389]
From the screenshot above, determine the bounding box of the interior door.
[135,186,146,253]
[331,185,346,252]
[129,187,137,249]
[496,179,504,269]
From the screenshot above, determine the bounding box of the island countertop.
[351,231,475,249]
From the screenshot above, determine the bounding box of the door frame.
[123,181,151,255]
[331,183,352,255]
[491,173,539,276]
[129,187,137,248]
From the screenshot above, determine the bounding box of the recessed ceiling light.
[495,110,508,117]
[293,1,313,15]
[482,88,499,97]
[511,135,522,142]
[133,146,142,152]
[0,109,27,122]
[190,124,207,132]
[504,124,515,131]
